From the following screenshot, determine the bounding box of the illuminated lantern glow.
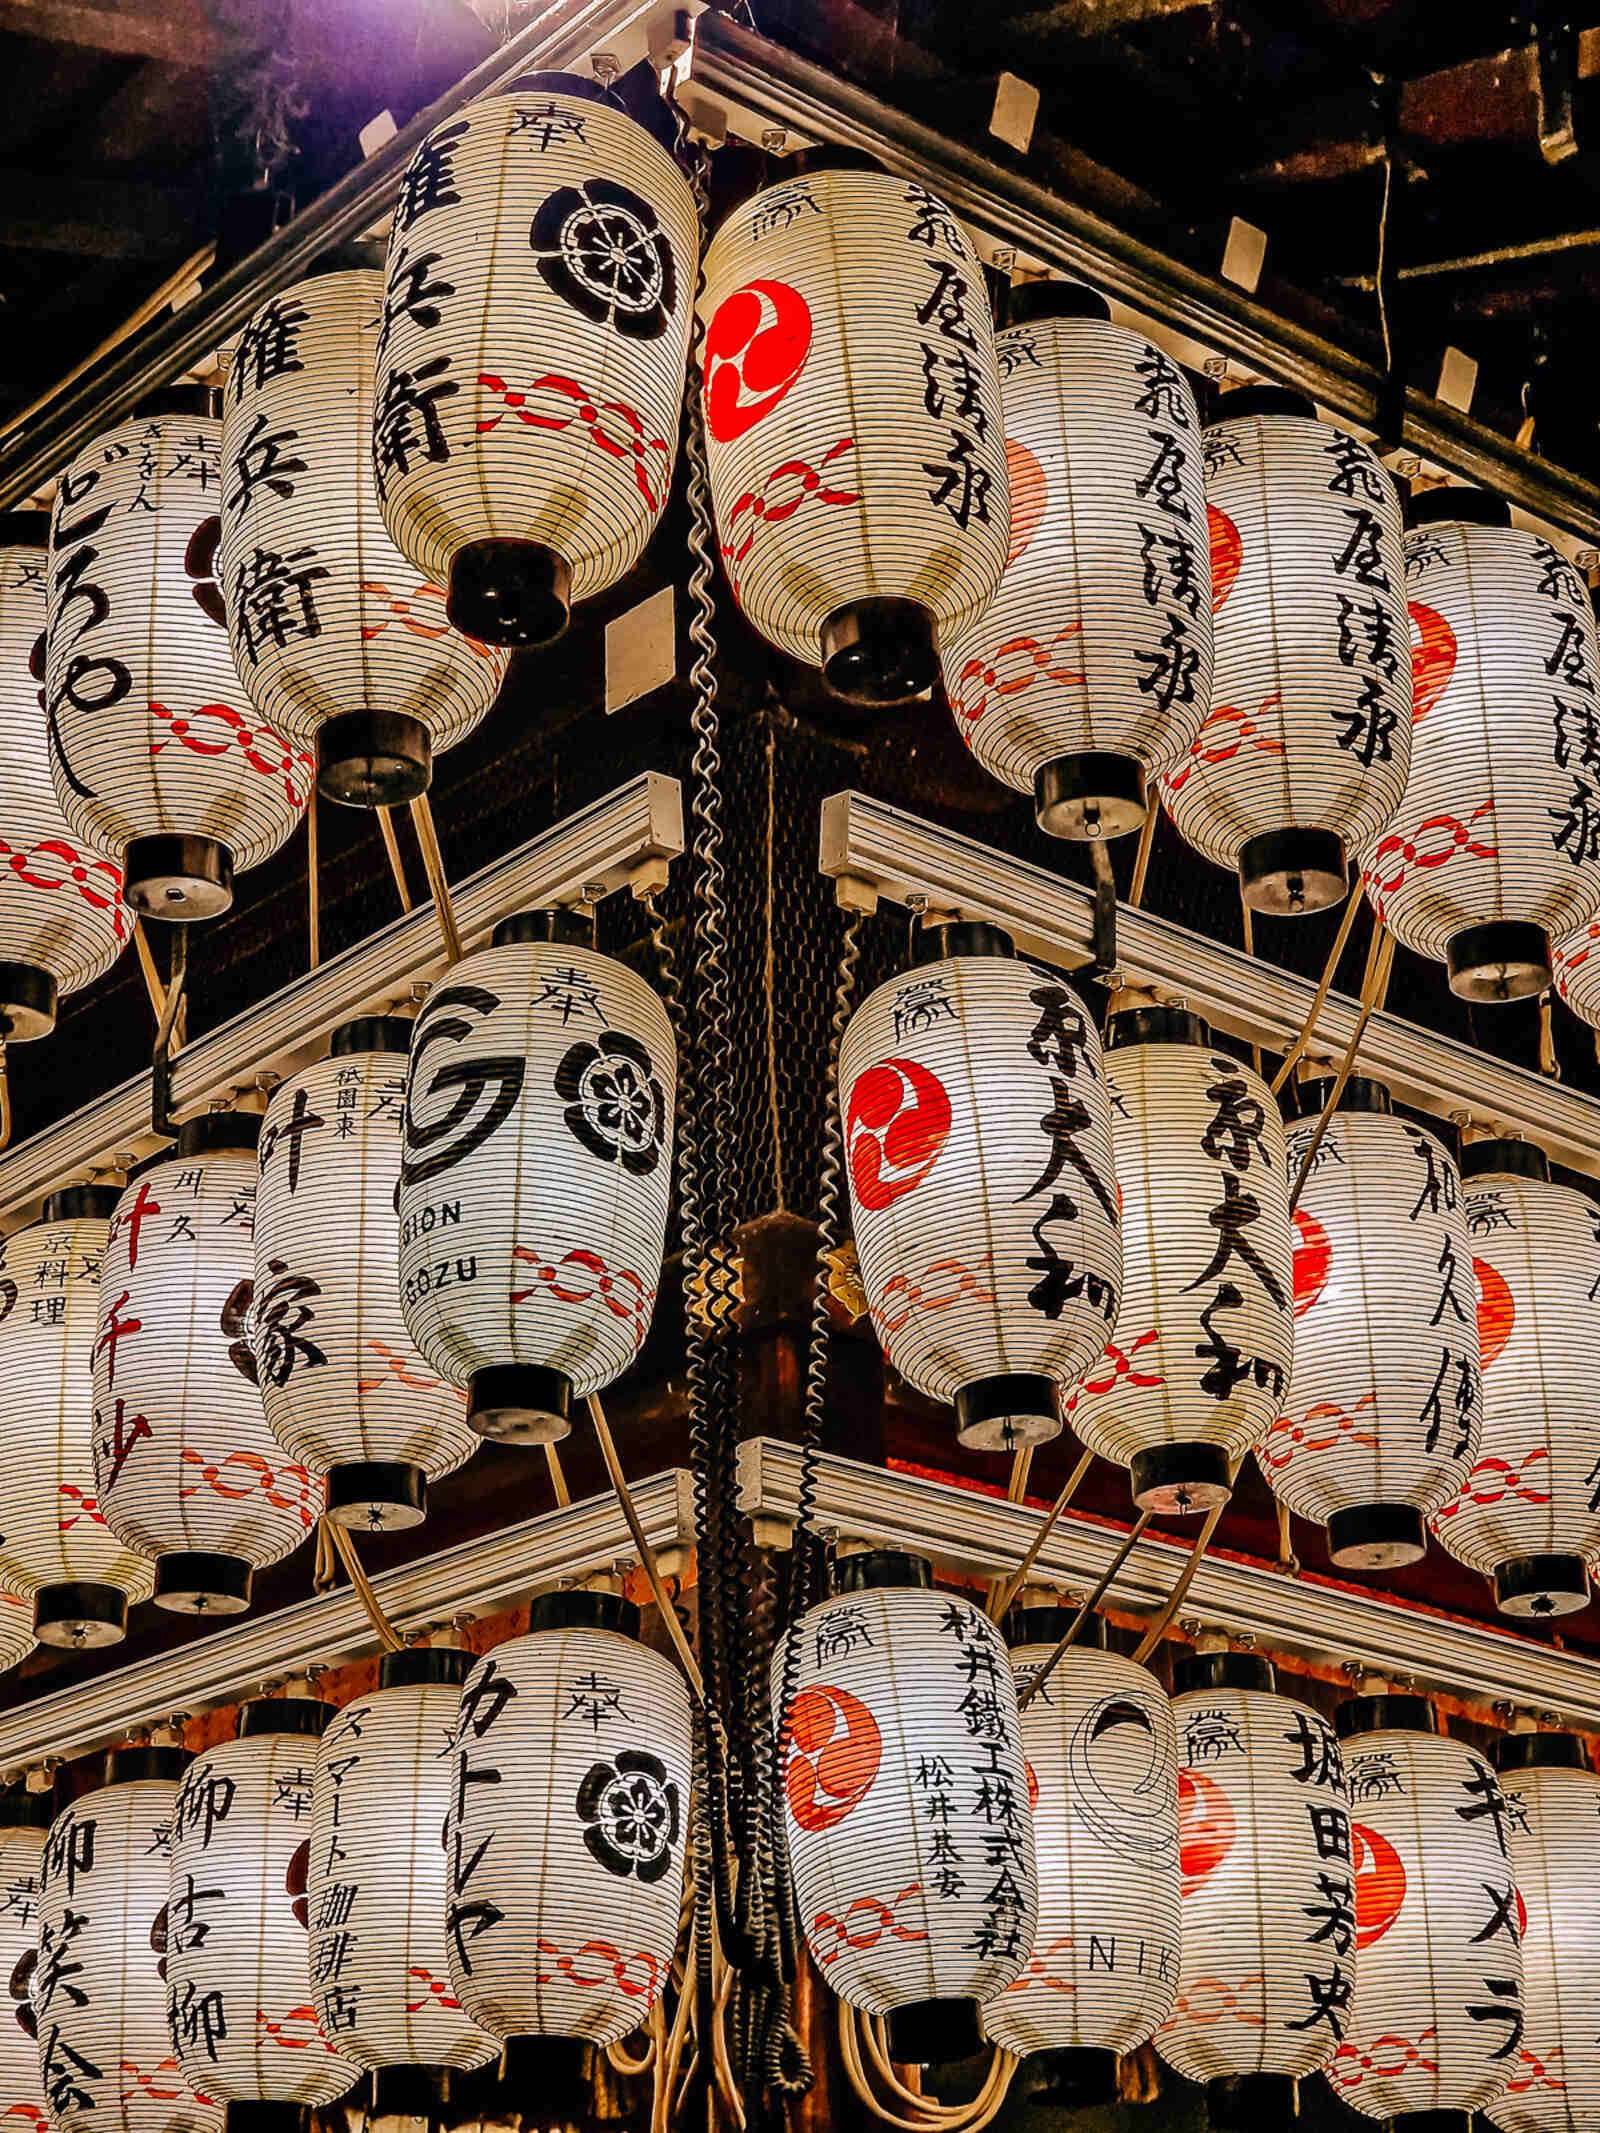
[939,281,1213,839]
[1432,1137,1600,1618]
[254,1017,478,1533]
[1163,385,1411,916]
[1260,1077,1481,1570]
[36,1745,219,2133]
[1363,488,1600,1002]
[220,262,507,807]
[1157,1652,1352,2122]
[983,1610,1179,2102]
[0,1186,155,1647]
[700,151,1009,706]
[166,1701,359,2132]
[777,1552,1037,2067]
[398,910,675,1446]
[374,74,697,649]
[837,922,1120,1451]
[0,518,127,1039]
[1331,1692,1523,2124]
[1067,1007,1292,1514]
[45,389,310,922]
[1551,914,1600,1030]
[0,1785,50,2133]
[0,1594,33,1678]
[93,1115,316,1616]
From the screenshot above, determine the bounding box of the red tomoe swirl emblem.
[1474,1256,1515,1371]
[1351,1822,1405,1948]
[704,279,812,442]
[845,1057,952,1212]
[1208,503,1242,614]
[1408,600,1457,723]
[1176,1767,1235,1895]
[1291,1205,1331,1317]
[784,1684,882,1833]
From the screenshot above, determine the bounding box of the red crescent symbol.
[1352,1822,1406,1948]
[846,1057,953,1212]
[1177,1767,1236,1895]
[1292,1205,1331,1318]
[1409,601,1457,724]
[785,1685,882,1833]
[1004,437,1047,566]
[1208,503,1242,615]
[1474,1257,1515,1372]
[704,279,813,442]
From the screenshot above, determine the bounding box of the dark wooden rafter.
[0,0,216,64]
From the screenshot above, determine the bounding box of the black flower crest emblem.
[555,1029,665,1175]
[576,1751,680,1882]
[529,177,677,341]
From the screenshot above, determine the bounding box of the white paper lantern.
[254,1018,477,1533]
[1164,386,1410,916]
[46,394,310,921]
[166,1701,360,2127]
[1431,1139,1600,1619]
[1330,1695,1523,2122]
[1551,915,1600,1029]
[982,1613,1179,2099]
[776,1553,1037,2067]
[398,911,674,1445]
[219,264,507,807]
[838,924,1121,1451]
[0,1187,155,1647]
[93,1117,316,1616]
[35,1747,219,2133]
[1158,1654,1352,2119]
[701,152,1009,706]
[939,284,1213,838]
[1259,1079,1481,1570]
[0,1786,49,2133]
[1066,1008,1292,1514]
[0,520,128,1038]
[1364,490,1600,1001]
[0,1595,34,1679]
[374,74,696,649]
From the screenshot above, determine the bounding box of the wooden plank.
[0,0,215,63]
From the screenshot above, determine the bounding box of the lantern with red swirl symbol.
[0,518,128,1039]
[0,1186,155,1648]
[700,151,1009,706]
[1552,914,1600,1030]
[837,922,1120,1452]
[1067,1007,1292,1515]
[1432,1138,1600,1618]
[220,263,507,807]
[1259,1078,1481,1571]
[373,75,696,649]
[776,1553,1037,2066]
[1157,1652,1351,2123]
[166,1701,360,2133]
[397,909,674,1447]
[0,1784,50,2133]
[1363,489,1600,1002]
[93,1115,316,1617]
[254,1018,478,1534]
[45,390,310,921]
[1163,385,1411,916]
[1330,1692,1523,2125]
[939,282,1212,838]
[983,1610,1179,2103]
[36,1745,219,2133]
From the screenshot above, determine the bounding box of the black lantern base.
[953,1372,1060,1451]
[1238,826,1347,915]
[468,1363,573,1445]
[1034,751,1148,841]
[1447,919,1551,1003]
[1030,2047,1118,2108]
[821,597,938,706]
[447,538,570,647]
[0,961,57,1042]
[1206,2074,1298,2128]
[1327,1501,1428,1571]
[224,2105,310,2133]
[1390,2115,1478,2133]
[325,1460,428,1533]
[1130,1441,1232,1515]
[1494,1551,1590,1619]
[152,1550,253,1616]
[34,1580,128,1650]
[884,1997,983,2067]
[124,835,235,922]
[497,2036,586,2116]
[369,2065,460,2122]
[318,711,432,808]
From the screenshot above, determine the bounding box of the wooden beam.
[0,0,215,64]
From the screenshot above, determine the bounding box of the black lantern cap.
[492,907,589,948]
[1173,1650,1275,1695]
[503,69,616,103]
[497,2036,588,2116]
[1034,749,1148,840]
[822,596,939,706]
[1327,1502,1428,1571]
[133,383,217,422]
[42,1185,121,1223]
[1209,383,1316,423]
[529,1588,641,1639]
[176,1112,262,1157]
[1030,2047,1118,2108]
[329,1014,414,1058]
[1239,825,1348,916]
[0,960,58,1042]
[379,1646,476,1692]
[325,1459,428,1533]
[1001,1604,1107,1652]
[913,919,1015,965]
[783,142,887,179]
[1207,2074,1299,2129]
[1447,918,1551,1002]
[1495,1551,1589,1617]
[317,710,432,808]
[1105,1004,1211,1051]
[123,833,235,922]
[1459,1137,1549,1183]
[106,1744,191,1785]
[0,1784,53,1831]
[304,238,387,277]
[225,2105,310,2133]
[0,511,50,547]
[1335,1691,1438,1738]
[1130,1440,1232,1514]
[447,538,570,648]
[830,1550,932,1596]
[1493,1730,1586,1775]
[467,1362,573,1443]
[953,1371,1058,1449]
[885,1997,983,2066]
[1006,279,1112,325]
[238,1696,335,1740]
[1296,1074,1392,1119]
[34,1580,128,1650]
[1407,484,1511,529]
[153,1549,253,1614]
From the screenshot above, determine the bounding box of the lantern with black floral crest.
[0,514,127,1039]
[939,282,1213,837]
[777,1553,1037,2067]
[93,1115,317,1617]
[0,1783,50,2132]
[36,1744,218,2133]
[0,1185,155,1648]
[373,74,697,649]
[1163,385,1411,916]
[1330,1692,1523,2125]
[700,151,1009,706]
[1432,1137,1600,1619]
[45,388,311,922]
[397,909,675,1446]
[1259,1077,1481,1571]
[1067,1007,1292,1515]
[253,1016,478,1534]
